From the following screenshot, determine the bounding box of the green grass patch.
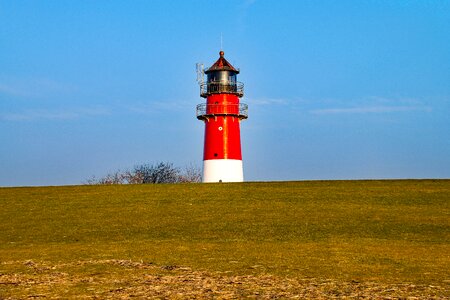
[1,180,449,297]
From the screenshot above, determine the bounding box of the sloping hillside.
[1,180,449,298]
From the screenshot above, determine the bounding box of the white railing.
[196,103,248,120]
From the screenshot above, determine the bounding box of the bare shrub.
[85,170,127,185]
[86,162,201,185]
[178,163,202,183]
[129,162,180,184]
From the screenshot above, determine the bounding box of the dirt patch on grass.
[1,260,448,299]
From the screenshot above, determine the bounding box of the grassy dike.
[0,180,449,297]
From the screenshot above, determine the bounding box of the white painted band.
[203,159,243,183]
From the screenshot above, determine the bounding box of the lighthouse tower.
[196,51,248,182]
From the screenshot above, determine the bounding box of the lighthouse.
[196,51,248,182]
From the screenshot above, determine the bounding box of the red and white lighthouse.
[196,51,248,182]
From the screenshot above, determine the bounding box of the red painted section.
[206,94,239,105]
[203,94,242,160]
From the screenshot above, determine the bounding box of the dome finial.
[219,50,224,57]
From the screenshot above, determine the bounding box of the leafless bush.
[129,162,180,184]
[85,170,127,185]
[86,162,201,185]
[178,163,202,183]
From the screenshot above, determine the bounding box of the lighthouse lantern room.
[196,51,248,182]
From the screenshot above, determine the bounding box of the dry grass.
[1,259,448,299]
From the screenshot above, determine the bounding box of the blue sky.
[1,0,449,186]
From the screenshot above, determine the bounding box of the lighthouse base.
[202,159,243,183]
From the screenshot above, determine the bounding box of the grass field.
[1,180,449,298]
